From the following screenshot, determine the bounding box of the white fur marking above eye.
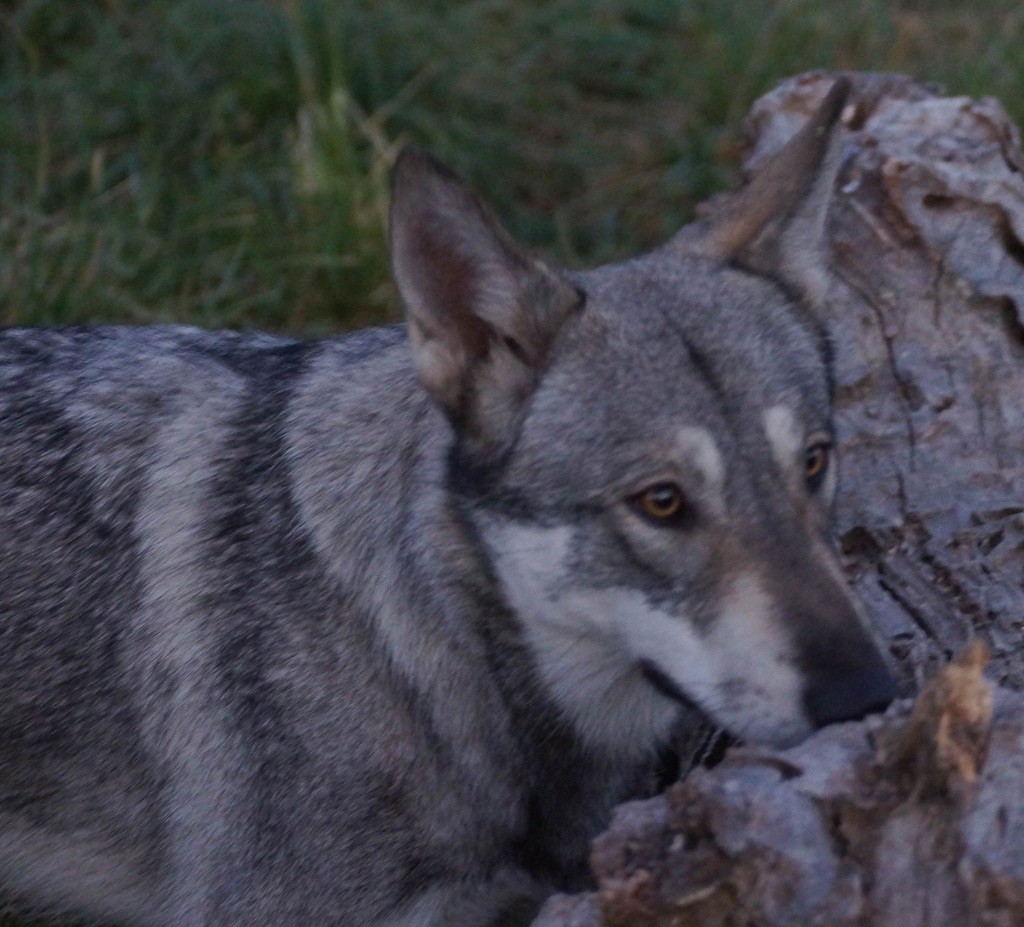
[763,405,802,473]
[676,426,724,487]
[676,426,725,512]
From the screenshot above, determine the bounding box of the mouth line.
[638,659,702,715]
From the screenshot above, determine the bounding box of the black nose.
[803,653,898,728]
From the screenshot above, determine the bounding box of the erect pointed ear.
[389,148,582,461]
[670,77,852,308]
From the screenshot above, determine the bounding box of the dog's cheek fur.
[483,519,815,753]
[481,520,679,757]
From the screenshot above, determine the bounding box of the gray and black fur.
[0,79,895,926]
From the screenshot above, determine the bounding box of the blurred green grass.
[3,0,1024,336]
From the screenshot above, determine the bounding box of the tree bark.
[533,71,1024,927]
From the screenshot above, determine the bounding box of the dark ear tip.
[391,146,430,195]
[391,147,463,197]
[818,76,852,130]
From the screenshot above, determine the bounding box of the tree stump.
[533,71,1024,927]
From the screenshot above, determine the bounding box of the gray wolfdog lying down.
[0,78,894,926]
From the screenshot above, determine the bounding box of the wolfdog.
[0,78,895,925]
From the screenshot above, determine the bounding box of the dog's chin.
[726,717,815,750]
[638,660,813,752]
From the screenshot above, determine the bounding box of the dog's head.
[389,79,896,754]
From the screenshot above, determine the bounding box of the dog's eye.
[804,442,831,491]
[632,483,693,526]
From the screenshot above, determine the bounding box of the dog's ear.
[671,77,851,309]
[389,149,581,460]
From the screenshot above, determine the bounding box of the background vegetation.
[3,0,1024,337]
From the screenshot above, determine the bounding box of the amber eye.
[632,483,693,526]
[804,442,831,491]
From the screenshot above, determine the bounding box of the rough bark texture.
[533,72,1024,927]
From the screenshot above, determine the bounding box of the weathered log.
[533,72,1024,927]
[536,644,1015,927]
